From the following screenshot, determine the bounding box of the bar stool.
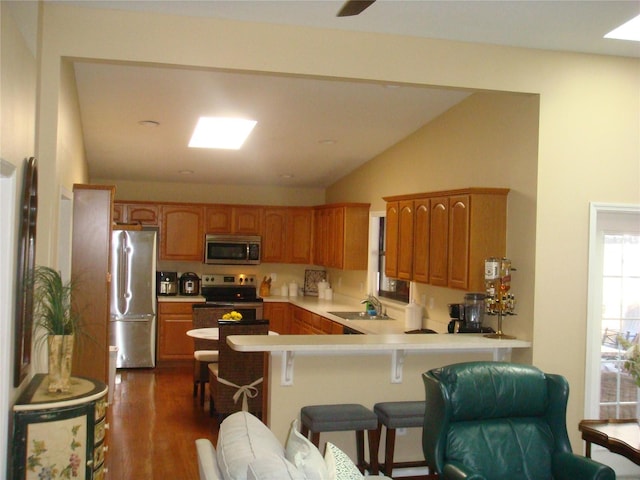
[300,404,379,474]
[374,401,428,477]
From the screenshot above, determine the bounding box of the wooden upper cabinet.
[113,201,159,226]
[262,208,288,263]
[128,204,159,225]
[397,200,414,280]
[160,204,204,261]
[412,198,430,284]
[263,207,312,264]
[205,205,232,233]
[234,206,263,235]
[384,202,399,278]
[448,195,470,290]
[205,205,263,235]
[288,208,313,264]
[385,188,508,291]
[429,197,449,286]
[314,204,369,270]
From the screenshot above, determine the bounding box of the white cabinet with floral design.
[12,375,108,480]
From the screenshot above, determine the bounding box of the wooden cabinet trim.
[383,187,509,203]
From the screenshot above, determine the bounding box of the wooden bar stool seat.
[374,401,428,477]
[300,403,379,474]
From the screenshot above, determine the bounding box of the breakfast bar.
[227,332,531,469]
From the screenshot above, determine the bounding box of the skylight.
[188,117,257,150]
[604,14,640,42]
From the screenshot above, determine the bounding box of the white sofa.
[196,411,393,480]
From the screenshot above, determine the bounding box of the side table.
[579,419,640,466]
[11,374,109,479]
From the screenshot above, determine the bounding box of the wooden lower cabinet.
[158,302,198,360]
[264,302,291,334]
[12,375,109,480]
[290,305,344,335]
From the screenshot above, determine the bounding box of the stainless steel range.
[193,273,264,320]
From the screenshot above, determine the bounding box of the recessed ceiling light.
[319,139,336,145]
[179,169,194,175]
[188,117,257,150]
[138,120,160,127]
[279,174,295,179]
[605,14,640,42]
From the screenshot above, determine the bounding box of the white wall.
[0,1,39,476]
[36,3,640,453]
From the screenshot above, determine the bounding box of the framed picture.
[14,157,38,387]
[303,269,327,296]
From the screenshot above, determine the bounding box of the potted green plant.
[32,265,80,393]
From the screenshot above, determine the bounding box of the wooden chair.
[209,319,269,420]
[192,307,219,405]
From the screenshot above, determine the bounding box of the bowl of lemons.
[222,311,243,321]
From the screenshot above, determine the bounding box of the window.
[586,203,640,473]
[599,232,640,419]
[377,217,409,303]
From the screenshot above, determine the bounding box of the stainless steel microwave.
[204,235,261,265]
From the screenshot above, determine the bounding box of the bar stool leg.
[384,427,396,476]
[368,428,380,474]
[355,430,365,473]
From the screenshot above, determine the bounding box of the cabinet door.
[157,303,195,360]
[113,203,124,223]
[205,205,232,233]
[385,203,399,278]
[264,302,290,334]
[412,198,430,283]
[313,208,329,267]
[397,200,414,280]
[160,205,204,261]
[429,197,449,286]
[448,195,470,290]
[127,204,158,225]
[328,207,345,268]
[233,206,263,235]
[288,208,313,264]
[262,208,288,263]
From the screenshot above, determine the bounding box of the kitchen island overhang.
[228,333,532,386]
[226,332,532,464]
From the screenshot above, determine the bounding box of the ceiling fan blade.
[337,0,376,17]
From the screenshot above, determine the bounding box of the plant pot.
[48,334,74,393]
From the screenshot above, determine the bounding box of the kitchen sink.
[328,311,394,321]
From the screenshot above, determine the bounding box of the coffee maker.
[447,293,494,334]
[156,271,178,296]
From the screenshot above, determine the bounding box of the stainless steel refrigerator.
[109,229,157,368]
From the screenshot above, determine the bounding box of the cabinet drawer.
[95,418,106,444]
[158,302,195,314]
[93,463,105,480]
[95,397,108,420]
[94,442,106,468]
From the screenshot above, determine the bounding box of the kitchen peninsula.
[229,295,531,468]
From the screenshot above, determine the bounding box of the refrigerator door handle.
[111,314,155,322]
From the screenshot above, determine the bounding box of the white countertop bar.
[228,333,531,385]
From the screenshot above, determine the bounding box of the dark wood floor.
[106,363,433,479]
[107,363,220,479]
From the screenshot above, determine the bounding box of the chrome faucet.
[361,294,384,316]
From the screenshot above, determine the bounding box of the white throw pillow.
[217,412,284,480]
[284,419,330,480]
[324,442,363,480]
[246,454,306,480]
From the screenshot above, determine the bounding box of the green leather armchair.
[422,361,616,480]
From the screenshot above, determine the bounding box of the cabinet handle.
[103,445,109,452]
[104,423,110,430]
[87,460,94,467]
